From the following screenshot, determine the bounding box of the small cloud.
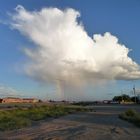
[0,84,22,97]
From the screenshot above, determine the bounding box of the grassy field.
[119,109,140,127]
[0,104,91,131]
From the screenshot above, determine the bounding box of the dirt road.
[0,105,140,140]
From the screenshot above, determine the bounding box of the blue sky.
[0,0,140,100]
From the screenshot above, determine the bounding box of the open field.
[0,103,91,131]
[0,104,140,140]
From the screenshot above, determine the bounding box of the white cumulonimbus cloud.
[11,5,140,88]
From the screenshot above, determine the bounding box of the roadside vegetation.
[113,94,139,103]
[119,109,140,127]
[0,104,91,131]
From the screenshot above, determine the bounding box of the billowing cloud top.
[11,5,140,85]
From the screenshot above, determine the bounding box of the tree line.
[113,94,139,103]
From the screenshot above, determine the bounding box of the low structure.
[0,98,3,103]
[2,97,23,103]
[103,100,111,104]
[1,97,39,103]
[22,98,39,103]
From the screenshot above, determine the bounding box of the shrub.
[0,104,90,131]
[119,109,140,127]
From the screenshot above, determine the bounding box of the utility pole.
[121,90,123,102]
[133,85,137,104]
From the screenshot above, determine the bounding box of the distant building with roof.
[22,98,39,103]
[1,97,39,103]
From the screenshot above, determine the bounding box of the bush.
[0,105,90,131]
[0,112,31,131]
[125,109,137,117]
[119,109,140,127]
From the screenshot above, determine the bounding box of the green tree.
[113,94,131,102]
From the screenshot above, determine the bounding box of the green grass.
[119,109,140,127]
[0,104,91,131]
